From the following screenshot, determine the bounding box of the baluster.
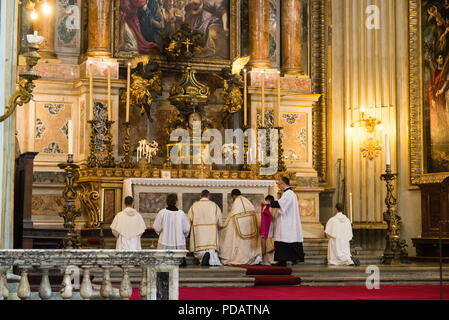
[119,266,132,300]
[100,266,113,299]
[139,266,147,299]
[17,267,31,300]
[59,266,73,300]
[0,267,9,300]
[39,267,52,300]
[80,266,93,300]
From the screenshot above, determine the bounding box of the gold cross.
[183,38,193,52]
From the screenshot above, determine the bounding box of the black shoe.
[271,261,287,267]
[180,258,187,267]
[201,252,210,266]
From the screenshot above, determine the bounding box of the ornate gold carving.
[79,182,101,229]
[361,137,382,160]
[408,0,449,185]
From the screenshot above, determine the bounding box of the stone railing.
[0,249,186,300]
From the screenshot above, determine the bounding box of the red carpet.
[238,265,301,286]
[130,286,449,300]
[178,285,449,300]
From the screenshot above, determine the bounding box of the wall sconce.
[0,32,42,122]
[349,108,383,160]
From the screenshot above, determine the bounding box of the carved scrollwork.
[79,182,101,228]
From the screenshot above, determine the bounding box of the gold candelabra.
[380,164,409,264]
[101,120,115,168]
[58,154,81,249]
[120,121,135,169]
[87,120,99,168]
[274,126,286,172]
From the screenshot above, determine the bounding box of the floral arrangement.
[222,143,239,161]
[137,139,159,162]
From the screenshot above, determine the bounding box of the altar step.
[292,264,449,286]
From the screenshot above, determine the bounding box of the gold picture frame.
[113,0,241,71]
[408,0,449,185]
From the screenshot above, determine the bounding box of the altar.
[123,178,278,226]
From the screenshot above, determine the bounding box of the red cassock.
[120,0,160,54]
[428,66,449,130]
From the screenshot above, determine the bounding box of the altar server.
[325,203,354,266]
[260,195,276,265]
[187,190,223,266]
[219,189,262,265]
[266,177,305,266]
[111,196,147,250]
[153,193,191,250]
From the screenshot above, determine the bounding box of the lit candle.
[385,134,391,166]
[107,65,111,121]
[126,62,131,123]
[89,63,94,121]
[261,70,265,127]
[243,69,247,126]
[68,119,73,155]
[349,192,353,224]
[277,71,281,127]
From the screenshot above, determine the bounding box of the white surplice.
[187,198,223,266]
[325,212,354,266]
[153,208,190,250]
[110,207,147,250]
[274,189,303,243]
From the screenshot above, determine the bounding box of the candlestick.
[107,65,111,121]
[385,134,391,165]
[277,71,281,127]
[89,63,94,121]
[261,70,265,127]
[349,192,353,223]
[244,69,247,126]
[68,119,73,155]
[119,121,135,169]
[126,62,131,123]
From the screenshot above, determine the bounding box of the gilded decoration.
[408,0,449,184]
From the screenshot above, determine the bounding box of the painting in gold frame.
[409,0,449,184]
[114,0,240,70]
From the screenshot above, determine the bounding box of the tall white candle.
[385,134,391,166]
[261,70,265,127]
[107,65,111,121]
[89,63,94,121]
[68,119,73,155]
[126,62,131,122]
[244,69,247,126]
[349,192,353,223]
[277,71,281,127]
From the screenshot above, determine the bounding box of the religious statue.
[120,56,162,122]
[208,56,250,125]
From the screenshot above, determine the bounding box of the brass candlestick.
[274,126,286,172]
[242,124,250,170]
[101,120,115,168]
[58,154,81,249]
[87,120,99,168]
[380,164,409,264]
[120,121,135,169]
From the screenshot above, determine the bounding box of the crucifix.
[183,38,193,52]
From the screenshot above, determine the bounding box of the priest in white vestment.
[325,203,354,266]
[187,190,223,266]
[111,196,147,250]
[153,193,191,250]
[266,177,305,266]
[219,189,262,265]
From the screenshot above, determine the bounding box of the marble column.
[87,0,113,57]
[249,0,270,68]
[34,0,57,59]
[281,0,303,75]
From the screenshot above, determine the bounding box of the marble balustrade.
[0,249,186,300]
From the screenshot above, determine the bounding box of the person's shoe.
[271,261,287,267]
[180,258,187,268]
[201,252,210,266]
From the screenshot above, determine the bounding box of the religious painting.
[422,0,449,173]
[55,0,81,50]
[115,0,239,67]
[409,0,449,184]
[269,0,280,68]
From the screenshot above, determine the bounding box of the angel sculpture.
[120,57,162,122]
[208,56,250,126]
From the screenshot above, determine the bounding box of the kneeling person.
[325,203,354,266]
[187,190,223,266]
[111,196,147,250]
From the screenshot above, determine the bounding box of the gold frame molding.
[311,0,329,183]
[408,0,449,185]
[113,0,241,71]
